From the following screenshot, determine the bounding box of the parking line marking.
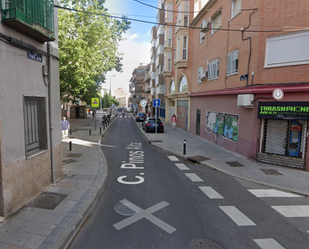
[175,163,190,170]
[253,238,285,249]
[167,156,179,161]
[272,205,309,218]
[113,199,176,234]
[219,206,256,226]
[199,186,224,199]
[248,189,302,198]
[185,173,203,182]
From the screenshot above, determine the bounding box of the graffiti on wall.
[206,111,239,142]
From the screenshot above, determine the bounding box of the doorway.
[196,109,201,135]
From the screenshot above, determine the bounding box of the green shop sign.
[258,102,309,120]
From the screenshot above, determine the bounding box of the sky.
[104,0,158,95]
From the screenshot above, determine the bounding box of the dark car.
[135,112,147,122]
[142,118,164,133]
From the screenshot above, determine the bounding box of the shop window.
[24,96,47,158]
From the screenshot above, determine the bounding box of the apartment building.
[162,0,193,130]
[129,64,147,113]
[0,0,62,215]
[189,0,309,170]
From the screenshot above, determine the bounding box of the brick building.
[159,0,309,171]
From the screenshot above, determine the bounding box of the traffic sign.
[140,100,147,107]
[153,99,161,107]
[91,98,100,108]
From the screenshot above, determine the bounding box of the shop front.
[257,101,309,169]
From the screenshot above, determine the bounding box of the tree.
[102,93,119,108]
[58,0,130,105]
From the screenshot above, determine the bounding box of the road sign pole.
[156,106,157,134]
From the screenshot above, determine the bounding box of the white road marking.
[175,163,190,170]
[167,156,179,161]
[113,199,176,234]
[219,206,256,226]
[185,173,203,182]
[248,189,302,198]
[199,186,224,199]
[272,205,309,218]
[254,238,285,249]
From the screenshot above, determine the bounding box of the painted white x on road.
[113,199,176,234]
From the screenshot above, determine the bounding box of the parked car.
[135,112,147,122]
[142,118,164,133]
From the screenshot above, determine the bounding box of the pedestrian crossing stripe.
[91,98,99,107]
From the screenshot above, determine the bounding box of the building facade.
[188,0,309,170]
[0,0,62,215]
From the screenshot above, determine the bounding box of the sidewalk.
[0,114,114,249]
[136,121,309,196]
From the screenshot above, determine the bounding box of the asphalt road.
[69,113,309,249]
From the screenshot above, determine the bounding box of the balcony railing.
[2,0,55,43]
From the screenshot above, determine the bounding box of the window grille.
[24,96,47,158]
[208,58,219,79]
[182,36,188,60]
[227,49,239,75]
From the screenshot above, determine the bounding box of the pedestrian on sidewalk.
[148,110,151,117]
[61,117,70,139]
[92,110,96,120]
[171,114,177,129]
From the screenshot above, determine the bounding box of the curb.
[54,116,117,249]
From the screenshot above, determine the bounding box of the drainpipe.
[241,9,257,86]
[47,43,55,184]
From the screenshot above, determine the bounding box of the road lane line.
[199,186,224,199]
[175,163,190,170]
[272,205,309,218]
[219,206,256,226]
[254,238,285,249]
[167,156,179,161]
[248,189,302,198]
[185,173,203,182]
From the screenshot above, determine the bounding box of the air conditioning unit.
[202,70,208,79]
[237,94,254,108]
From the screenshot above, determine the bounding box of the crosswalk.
[167,155,308,249]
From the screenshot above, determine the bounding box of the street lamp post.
[110,75,116,107]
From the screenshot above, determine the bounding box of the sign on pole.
[153,99,161,107]
[91,98,100,108]
[140,100,147,107]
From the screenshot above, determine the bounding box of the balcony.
[2,0,55,43]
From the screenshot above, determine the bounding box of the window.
[174,47,177,62]
[177,37,180,61]
[24,96,47,158]
[170,81,175,94]
[211,9,222,34]
[265,31,309,67]
[167,52,172,70]
[231,0,241,18]
[179,76,188,92]
[197,66,203,82]
[227,49,239,75]
[182,35,188,60]
[208,58,220,80]
[184,15,189,27]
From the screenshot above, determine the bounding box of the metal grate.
[260,119,306,159]
[226,161,244,167]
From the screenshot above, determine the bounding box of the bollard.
[183,139,186,155]
[103,124,105,130]
[100,126,102,134]
[69,141,72,151]
[89,129,91,136]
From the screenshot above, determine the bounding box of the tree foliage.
[58,0,130,105]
